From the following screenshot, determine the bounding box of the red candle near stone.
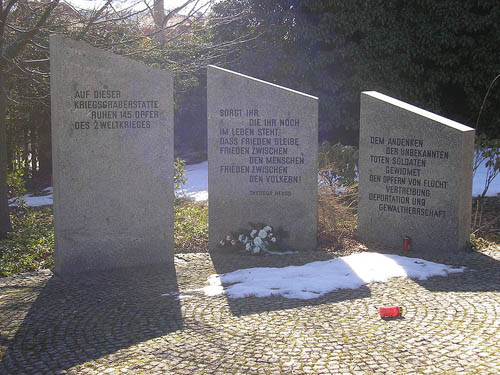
[403,236,411,251]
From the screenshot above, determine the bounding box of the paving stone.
[0,250,498,374]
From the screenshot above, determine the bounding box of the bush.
[0,207,54,277]
[472,136,500,230]
[7,167,26,199]
[318,142,358,188]
[174,157,187,191]
[473,135,500,200]
[0,198,211,277]
[317,186,358,251]
[469,233,497,252]
[174,199,208,253]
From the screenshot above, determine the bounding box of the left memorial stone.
[50,35,174,276]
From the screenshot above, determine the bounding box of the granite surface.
[358,91,475,253]
[207,66,318,252]
[50,35,174,276]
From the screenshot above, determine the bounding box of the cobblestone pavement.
[0,249,499,375]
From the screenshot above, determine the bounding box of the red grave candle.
[379,306,402,318]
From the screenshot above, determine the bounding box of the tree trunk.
[153,0,165,27]
[37,116,52,187]
[31,126,37,180]
[0,72,12,239]
[24,122,30,178]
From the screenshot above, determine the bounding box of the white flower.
[237,234,248,244]
[245,242,252,251]
[267,232,273,238]
[263,226,272,232]
[231,240,237,245]
[219,240,225,246]
[226,235,232,241]
[271,237,277,243]
[258,229,267,238]
[250,229,257,238]
[254,237,263,246]
[252,246,260,254]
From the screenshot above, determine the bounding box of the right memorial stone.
[358,91,475,253]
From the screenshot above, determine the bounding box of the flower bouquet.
[219,223,288,255]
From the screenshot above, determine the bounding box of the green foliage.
[318,142,358,187]
[0,198,210,277]
[174,199,208,252]
[0,208,54,277]
[7,165,26,199]
[174,157,188,191]
[212,0,500,140]
[469,233,497,252]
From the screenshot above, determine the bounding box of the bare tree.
[0,0,255,241]
[1,0,61,238]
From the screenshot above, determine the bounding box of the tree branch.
[74,0,113,41]
[0,0,19,49]
[3,0,59,60]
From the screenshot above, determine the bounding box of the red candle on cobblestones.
[379,306,401,318]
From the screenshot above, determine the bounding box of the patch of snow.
[203,274,225,297]
[9,193,53,207]
[202,252,465,300]
[9,151,500,208]
[177,160,208,201]
[473,155,500,196]
[184,190,208,201]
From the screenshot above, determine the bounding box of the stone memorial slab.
[358,91,474,252]
[207,66,318,252]
[50,35,174,276]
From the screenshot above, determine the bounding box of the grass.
[0,198,210,277]
[0,206,54,277]
[1,193,498,278]
[174,198,208,253]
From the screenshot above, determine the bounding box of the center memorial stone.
[207,66,318,251]
[50,35,174,276]
[358,91,474,253]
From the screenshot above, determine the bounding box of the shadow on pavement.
[208,244,500,317]
[367,243,500,293]
[208,250,372,317]
[0,264,183,374]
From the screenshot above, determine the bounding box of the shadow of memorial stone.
[209,244,500,317]
[2,34,187,373]
[205,66,367,316]
[208,251,372,317]
[0,265,182,374]
[367,243,500,293]
[413,251,500,293]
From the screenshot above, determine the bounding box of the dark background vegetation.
[3,0,500,193]
[1,0,499,273]
[210,0,500,143]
